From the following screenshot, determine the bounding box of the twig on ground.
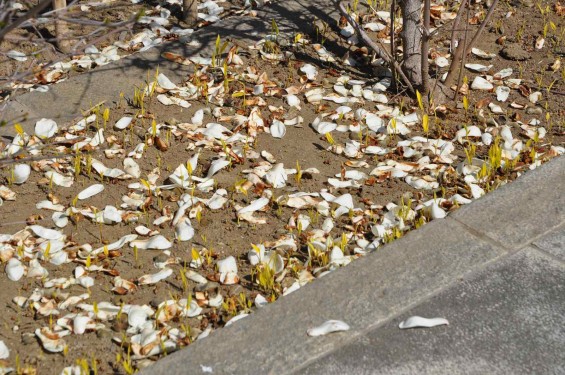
[336,0,415,94]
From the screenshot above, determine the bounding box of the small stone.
[228,284,245,297]
[96,329,111,339]
[149,298,162,309]
[526,106,543,115]
[500,44,530,61]
[195,281,220,293]
[21,333,36,345]
[112,315,128,332]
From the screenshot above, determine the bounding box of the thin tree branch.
[450,0,467,53]
[421,0,431,95]
[390,0,397,91]
[453,4,470,102]
[444,0,499,87]
[465,0,499,55]
[0,0,52,43]
[336,0,415,94]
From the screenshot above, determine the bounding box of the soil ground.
[0,0,563,374]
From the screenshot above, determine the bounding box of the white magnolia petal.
[35,118,58,139]
[366,113,384,132]
[128,306,152,328]
[496,86,510,102]
[494,68,513,80]
[265,163,287,188]
[455,125,482,143]
[130,235,172,250]
[185,270,207,284]
[124,158,141,178]
[465,63,492,72]
[191,109,204,125]
[300,63,318,80]
[206,189,228,210]
[399,316,449,329]
[175,217,195,242]
[7,50,27,61]
[217,256,239,285]
[138,268,173,285]
[434,56,449,67]
[89,234,137,257]
[115,116,133,130]
[29,225,64,240]
[237,197,269,215]
[307,320,350,337]
[332,193,354,209]
[77,184,104,200]
[248,244,265,266]
[157,73,177,90]
[207,158,230,178]
[470,76,493,91]
[73,315,91,335]
[45,171,73,187]
[312,119,337,134]
[254,294,268,308]
[36,200,65,211]
[13,164,31,184]
[471,48,496,59]
[270,120,286,139]
[6,258,25,281]
[35,328,68,353]
[469,183,485,199]
[52,211,69,228]
[286,94,301,109]
[180,299,203,317]
[0,340,9,359]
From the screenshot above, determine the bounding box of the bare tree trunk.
[182,0,198,26]
[398,0,423,89]
[52,0,72,53]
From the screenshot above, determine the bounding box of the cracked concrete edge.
[0,0,341,137]
[143,155,565,375]
[451,155,565,249]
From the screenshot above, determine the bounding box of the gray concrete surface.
[144,156,564,375]
[299,247,565,375]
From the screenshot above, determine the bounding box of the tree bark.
[182,0,198,26]
[52,0,72,53]
[398,0,423,89]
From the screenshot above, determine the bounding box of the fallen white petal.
[300,64,318,80]
[115,116,133,130]
[237,197,269,215]
[7,50,27,61]
[35,118,58,139]
[6,258,25,281]
[77,184,104,200]
[130,235,172,250]
[399,316,449,329]
[265,163,288,188]
[13,164,31,184]
[0,340,9,359]
[307,320,350,337]
[270,120,286,139]
[157,73,177,90]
